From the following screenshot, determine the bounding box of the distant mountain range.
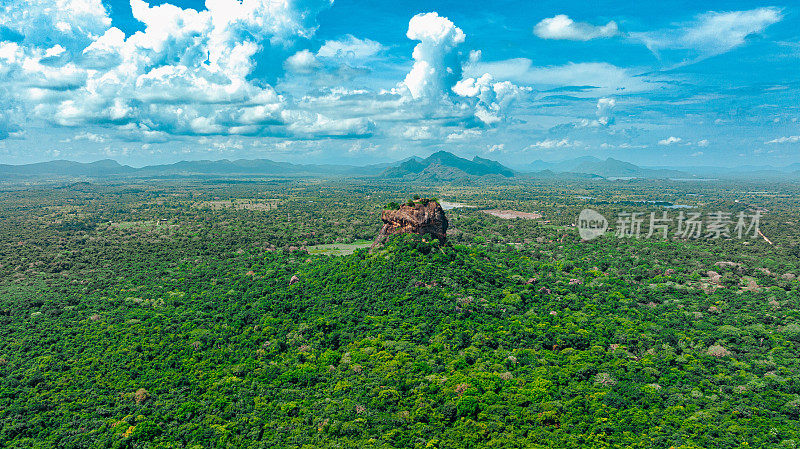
[381,151,515,180]
[3,152,800,181]
[525,157,688,179]
[0,158,392,179]
[0,159,137,177]
[524,156,800,179]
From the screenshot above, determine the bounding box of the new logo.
[577,209,608,241]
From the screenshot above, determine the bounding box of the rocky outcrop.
[372,200,448,249]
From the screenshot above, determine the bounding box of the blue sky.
[0,0,798,168]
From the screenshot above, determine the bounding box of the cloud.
[401,12,465,101]
[534,15,619,41]
[446,129,482,141]
[452,74,528,125]
[398,12,526,125]
[658,136,682,145]
[766,135,800,144]
[347,141,379,154]
[486,143,505,153]
[596,97,616,126]
[285,50,321,73]
[317,35,384,60]
[632,8,782,61]
[1,4,523,150]
[0,0,111,51]
[282,110,375,138]
[527,138,576,149]
[553,97,617,130]
[284,35,383,76]
[697,139,709,147]
[73,131,106,142]
[401,125,435,141]
[207,138,244,152]
[0,0,336,139]
[465,59,659,94]
[0,114,17,140]
[44,45,66,58]
[0,86,21,140]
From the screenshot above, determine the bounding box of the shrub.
[134,388,149,404]
[783,323,800,341]
[595,372,617,387]
[708,344,731,357]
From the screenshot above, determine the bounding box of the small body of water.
[440,201,476,210]
[482,209,542,220]
[585,199,694,209]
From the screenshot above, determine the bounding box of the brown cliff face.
[372,201,448,249]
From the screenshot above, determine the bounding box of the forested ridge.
[1,179,800,448]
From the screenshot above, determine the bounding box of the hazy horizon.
[5,151,800,173]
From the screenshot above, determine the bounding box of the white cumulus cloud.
[528,138,576,149]
[73,131,106,142]
[285,50,321,73]
[658,136,682,145]
[0,0,340,140]
[453,74,528,125]
[402,125,434,141]
[317,35,384,60]
[446,129,482,141]
[0,3,528,151]
[0,0,112,50]
[486,143,505,153]
[534,15,619,41]
[596,97,616,126]
[396,12,526,126]
[401,12,465,101]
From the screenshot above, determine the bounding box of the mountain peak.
[382,151,514,180]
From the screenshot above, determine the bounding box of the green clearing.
[305,240,373,255]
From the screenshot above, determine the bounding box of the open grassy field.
[305,240,373,255]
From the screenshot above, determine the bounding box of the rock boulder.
[372,200,448,249]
